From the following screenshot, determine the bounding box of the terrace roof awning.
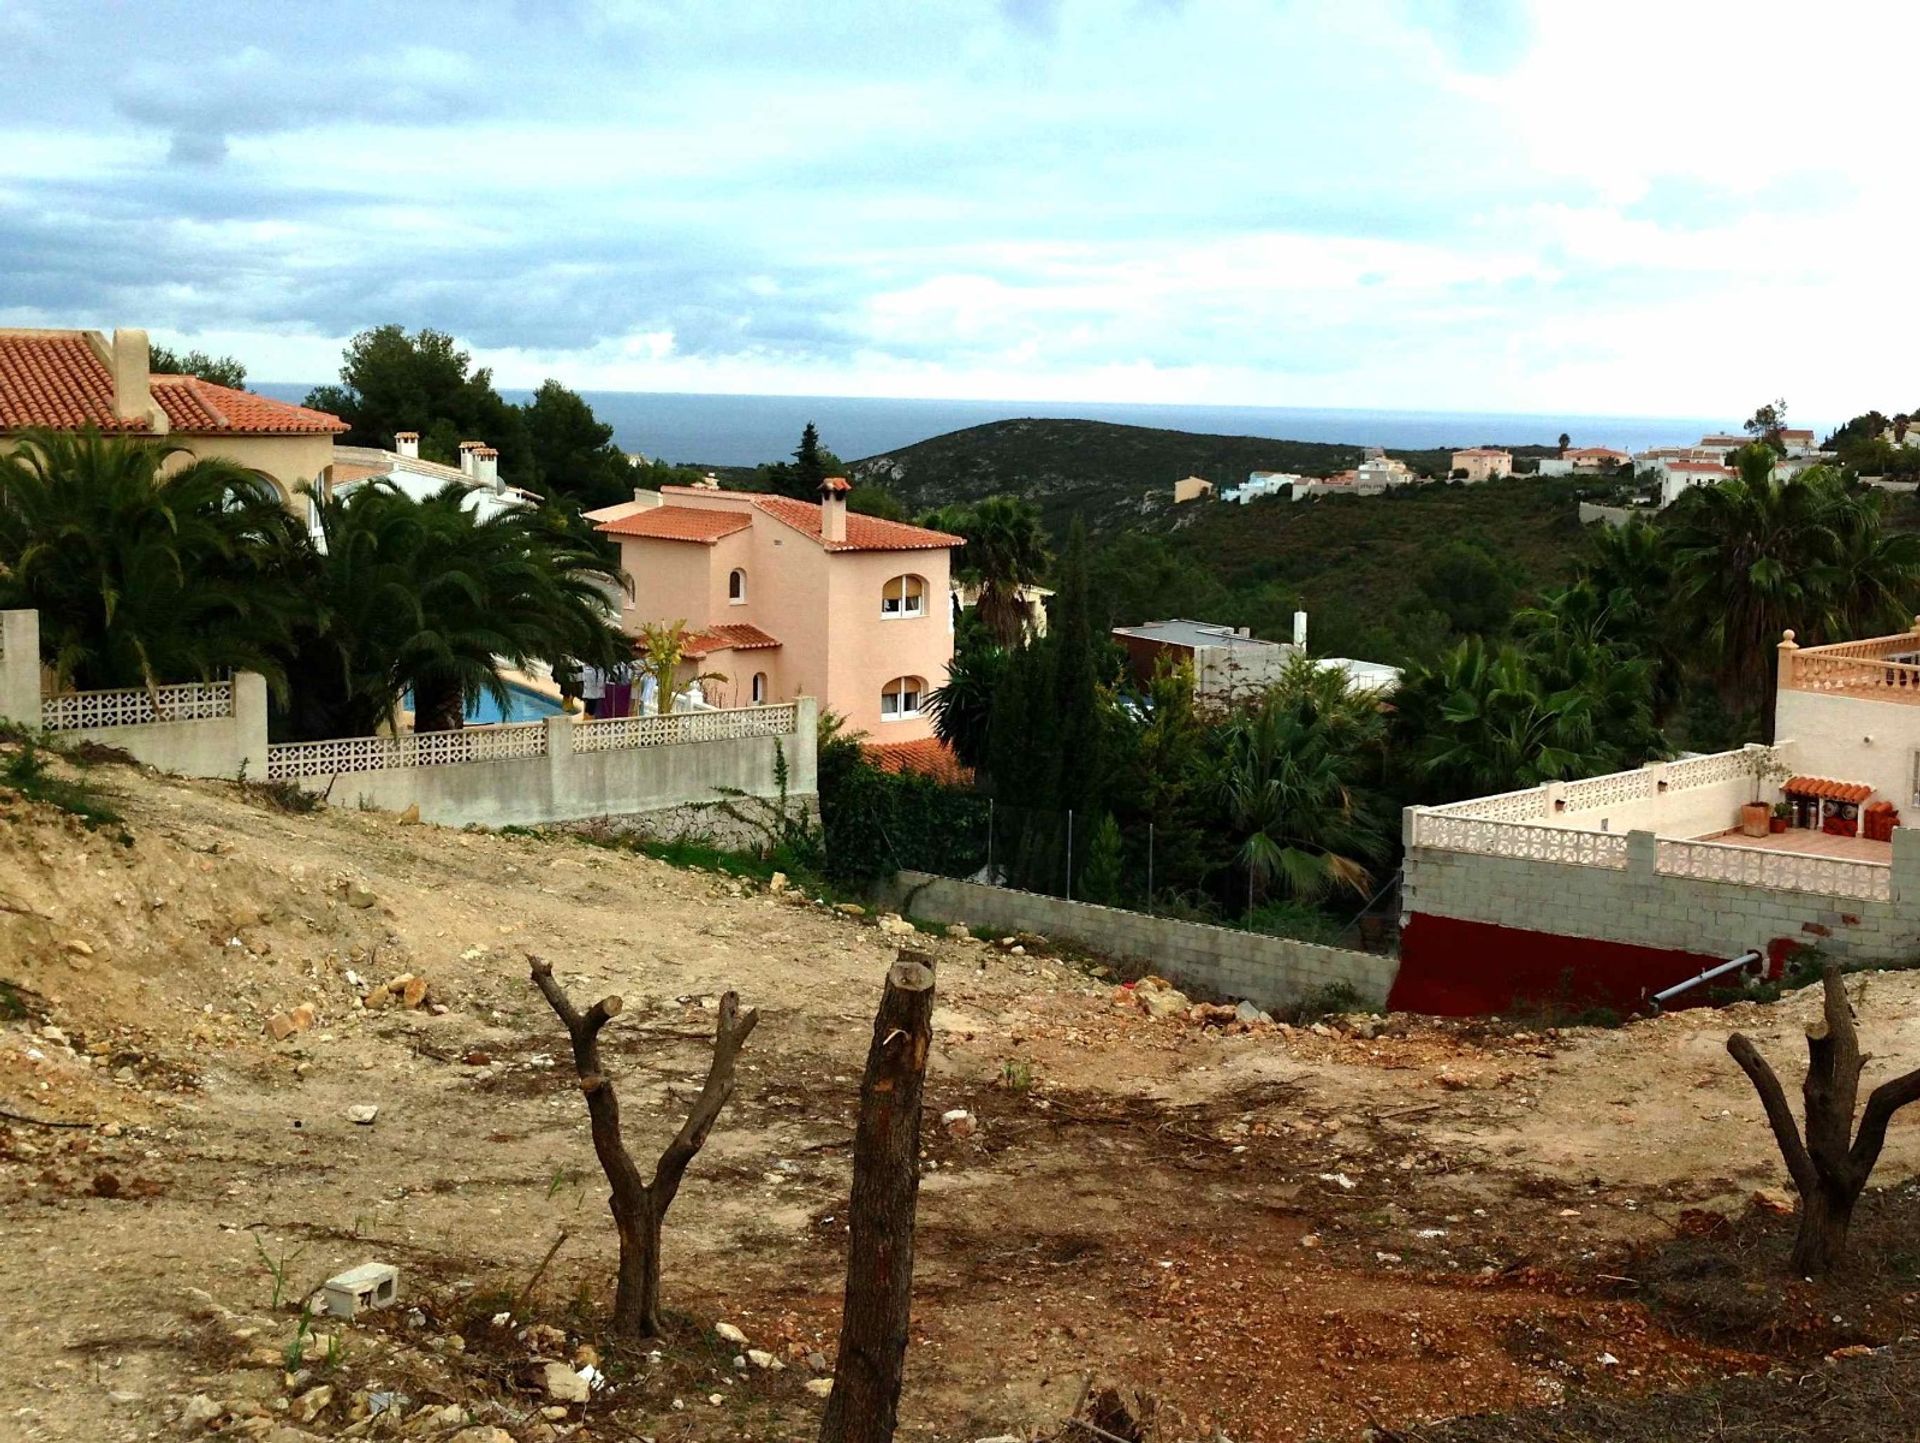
[1783,776,1873,803]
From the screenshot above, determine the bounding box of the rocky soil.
[2,751,1917,1442]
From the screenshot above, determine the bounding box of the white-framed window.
[880,574,926,618]
[751,671,768,704]
[879,675,925,721]
[728,568,747,604]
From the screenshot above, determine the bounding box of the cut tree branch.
[529,952,759,1336]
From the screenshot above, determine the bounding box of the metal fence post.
[1065,808,1074,902]
[987,797,994,885]
[1147,821,1154,915]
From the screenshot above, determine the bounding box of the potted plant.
[1738,749,1791,838]
[1771,801,1792,834]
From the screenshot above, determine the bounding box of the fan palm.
[1208,656,1388,904]
[296,481,628,734]
[946,495,1051,646]
[0,428,303,693]
[927,638,1004,773]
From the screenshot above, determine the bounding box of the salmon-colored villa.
[591,479,963,742]
[0,327,347,511]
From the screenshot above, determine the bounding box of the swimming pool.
[403,684,567,726]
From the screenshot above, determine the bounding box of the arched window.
[881,574,926,618]
[751,672,768,704]
[879,675,925,721]
[728,568,747,604]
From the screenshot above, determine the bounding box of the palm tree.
[1394,633,1661,803]
[1208,656,1389,905]
[295,481,628,734]
[1664,452,1920,737]
[927,638,1004,773]
[0,428,303,693]
[943,495,1051,646]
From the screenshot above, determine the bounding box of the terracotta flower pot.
[1769,816,1788,834]
[1740,801,1771,838]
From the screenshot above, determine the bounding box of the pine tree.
[793,422,828,493]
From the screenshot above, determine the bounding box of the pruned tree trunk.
[819,950,936,1443]
[530,954,757,1336]
[1728,963,1920,1276]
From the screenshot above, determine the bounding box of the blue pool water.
[404,684,565,725]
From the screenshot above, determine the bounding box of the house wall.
[162,433,337,512]
[1774,688,1920,813]
[877,871,1399,1011]
[825,546,953,739]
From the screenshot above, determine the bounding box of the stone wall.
[877,870,1398,1011]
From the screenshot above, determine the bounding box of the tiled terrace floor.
[1693,827,1892,863]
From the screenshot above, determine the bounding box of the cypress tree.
[1049,518,1104,822]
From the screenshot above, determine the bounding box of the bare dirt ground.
[3,754,1918,1443]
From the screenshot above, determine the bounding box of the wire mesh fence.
[877,795,1400,954]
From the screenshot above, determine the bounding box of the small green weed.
[998,1058,1034,1093]
[252,1231,306,1310]
[284,1304,314,1372]
[1,736,125,834]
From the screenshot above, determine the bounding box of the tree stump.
[818,950,936,1443]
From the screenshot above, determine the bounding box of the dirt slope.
[2,756,1917,1442]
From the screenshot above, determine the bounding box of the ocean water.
[259,383,1736,470]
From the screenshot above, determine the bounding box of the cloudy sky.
[0,0,1904,420]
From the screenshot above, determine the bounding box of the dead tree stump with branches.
[1728,963,1920,1276]
[530,953,758,1337]
[818,950,936,1443]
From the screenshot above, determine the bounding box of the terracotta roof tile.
[1783,776,1873,803]
[595,506,754,543]
[865,738,973,786]
[659,623,781,658]
[740,493,963,553]
[0,331,345,435]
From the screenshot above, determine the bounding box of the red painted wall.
[1392,913,1740,1016]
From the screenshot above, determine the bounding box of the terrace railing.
[1406,812,1630,869]
[1785,625,1920,700]
[1655,837,1891,903]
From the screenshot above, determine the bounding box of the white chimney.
[1293,610,1309,649]
[473,446,500,490]
[109,328,161,429]
[458,440,482,477]
[394,431,419,460]
[820,475,850,543]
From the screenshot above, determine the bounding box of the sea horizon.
[255,383,1767,471]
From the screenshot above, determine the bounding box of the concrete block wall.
[879,870,1399,1011]
[1404,832,1920,966]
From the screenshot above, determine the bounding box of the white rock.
[346,1105,378,1125]
[714,1322,748,1345]
[805,1377,834,1397]
[543,1360,590,1403]
[181,1394,223,1429]
[746,1348,781,1370]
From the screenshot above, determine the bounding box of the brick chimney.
[394,431,419,460]
[473,446,500,490]
[820,475,850,543]
[458,440,482,477]
[109,328,164,431]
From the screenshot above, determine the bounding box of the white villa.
[1395,622,1920,1014]
[330,432,539,524]
[1223,471,1301,503]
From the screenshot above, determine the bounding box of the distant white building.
[1449,447,1512,482]
[1223,471,1302,503]
[330,431,539,528]
[1537,446,1630,477]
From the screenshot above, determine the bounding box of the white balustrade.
[266,721,548,779]
[572,703,797,754]
[41,680,233,732]
[1409,813,1630,869]
[1655,838,1890,902]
